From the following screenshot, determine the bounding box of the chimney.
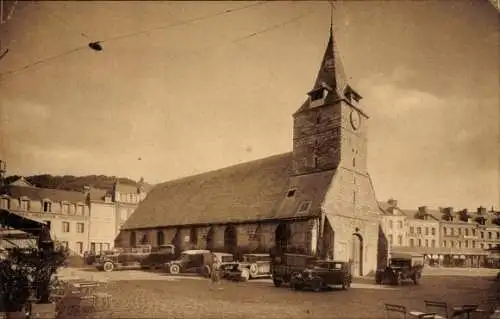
[387,199,398,207]
[418,206,427,214]
[477,206,487,215]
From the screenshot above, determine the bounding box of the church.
[117,27,386,276]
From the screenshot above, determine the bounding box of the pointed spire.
[311,25,348,102]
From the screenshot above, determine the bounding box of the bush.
[0,246,68,310]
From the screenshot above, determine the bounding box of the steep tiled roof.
[123,153,336,230]
[295,28,354,114]
[378,201,407,216]
[0,185,86,203]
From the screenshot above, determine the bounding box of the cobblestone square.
[56,267,499,318]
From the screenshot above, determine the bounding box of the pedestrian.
[209,253,223,289]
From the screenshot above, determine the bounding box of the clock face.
[350,110,361,130]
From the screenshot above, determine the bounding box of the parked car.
[271,253,318,287]
[164,250,235,277]
[224,253,272,281]
[95,245,152,272]
[289,260,352,291]
[140,244,176,270]
[375,252,424,285]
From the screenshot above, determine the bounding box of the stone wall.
[118,218,319,255]
[322,169,384,276]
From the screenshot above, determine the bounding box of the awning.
[0,209,48,238]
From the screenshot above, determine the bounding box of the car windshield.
[390,258,410,267]
[244,255,270,263]
[179,253,194,262]
[221,256,234,263]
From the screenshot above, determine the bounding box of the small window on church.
[313,155,318,168]
[352,157,356,167]
[286,189,296,197]
[310,89,324,101]
[298,201,311,213]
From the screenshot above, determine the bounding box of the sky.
[0,1,498,210]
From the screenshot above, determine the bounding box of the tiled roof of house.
[89,188,112,202]
[123,152,336,230]
[0,185,87,203]
[378,201,407,216]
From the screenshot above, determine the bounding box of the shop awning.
[0,209,50,241]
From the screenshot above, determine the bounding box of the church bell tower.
[291,26,369,177]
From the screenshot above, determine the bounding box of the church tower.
[292,27,369,177]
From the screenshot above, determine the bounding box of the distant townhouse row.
[0,177,149,255]
[380,199,500,267]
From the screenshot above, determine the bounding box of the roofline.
[122,215,319,232]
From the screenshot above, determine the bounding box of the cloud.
[360,67,499,208]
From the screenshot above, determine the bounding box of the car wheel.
[273,278,283,287]
[240,269,250,282]
[311,278,323,292]
[342,279,350,290]
[103,261,114,272]
[202,265,211,278]
[169,264,181,275]
[249,264,258,278]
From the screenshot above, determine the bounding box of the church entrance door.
[351,233,363,277]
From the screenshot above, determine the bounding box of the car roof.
[391,252,424,259]
[181,250,211,255]
[212,252,233,256]
[244,253,269,257]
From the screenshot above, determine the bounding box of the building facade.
[117,28,386,277]
[381,200,499,268]
[0,179,90,255]
[0,177,150,255]
[380,199,408,248]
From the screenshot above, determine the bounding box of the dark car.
[224,253,272,281]
[375,252,424,285]
[289,260,352,291]
[164,250,235,277]
[271,253,318,287]
[140,244,176,270]
[95,245,152,272]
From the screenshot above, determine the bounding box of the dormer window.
[297,201,311,213]
[286,189,296,197]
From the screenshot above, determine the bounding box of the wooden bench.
[385,303,436,319]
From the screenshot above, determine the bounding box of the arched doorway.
[350,233,363,277]
[172,229,182,251]
[129,231,136,247]
[140,233,150,245]
[157,230,165,246]
[206,227,215,251]
[224,225,238,253]
[275,222,291,251]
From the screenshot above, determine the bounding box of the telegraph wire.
[0,1,267,80]
[33,1,92,40]
[98,1,267,45]
[232,8,315,43]
[0,2,314,81]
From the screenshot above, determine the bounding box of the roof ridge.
[156,152,292,188]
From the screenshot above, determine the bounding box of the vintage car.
[95,245,152,272]
[289,260,352,291]
[224,253,272,281]
[139,244,177,270]
[375,252,424,285]
[271,253,318,287]
[164,250,235,277]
